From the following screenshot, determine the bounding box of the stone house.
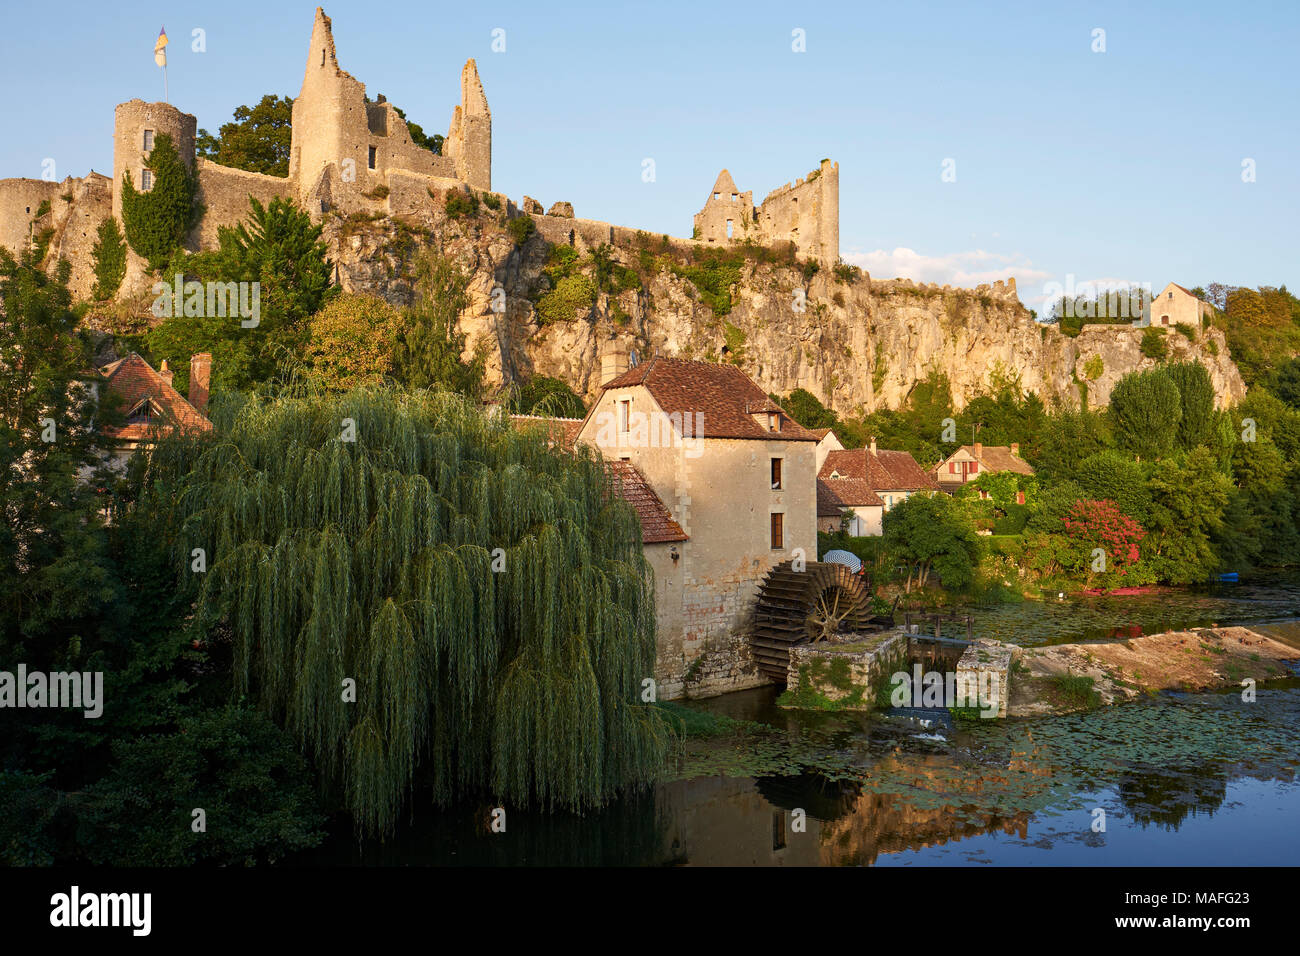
[811,427,844,472]
[818,440,937,516]
[933,442,1034,498]
[1151,283,1213,329]
[92,352,213,470]
[574,354,819,699]
[816,478,884,536]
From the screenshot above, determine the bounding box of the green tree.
[142,388,673,835]
[145,196,333,393]
[120,132,203,269]
[508,374,587,418]
[772,387,838,431]
[305,293,403,391]
[196,94,294,177]
[1109,367,1182,459]
[1164,361,1216,451]
[78,705,325,865]
[392,251,485,398]
[882,492,980,591]
[1143,447,1232,583]
[1075,449,1151,524]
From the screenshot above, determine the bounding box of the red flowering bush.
[1061,499,1150,584]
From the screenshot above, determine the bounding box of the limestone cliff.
[323,204,1246,413]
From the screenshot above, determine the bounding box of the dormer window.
[768,413,780,432]
[126,398,163,425]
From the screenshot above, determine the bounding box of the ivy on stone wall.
[90,217,127,300]
[121,132,203,271]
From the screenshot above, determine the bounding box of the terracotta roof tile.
[940,445,1035,476]
[600,357,818,442]
[819,447,937,491]
[817,477,883,514]
[99,353,212,442]
[606,460,688,544]
[509,414,583,450]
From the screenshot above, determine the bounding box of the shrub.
[364,184,389,200]
[507,214,536,246]
[833,261,862,284]
[482,192,501,211]
[1082,354,1104,381]
[91,217,127,300]
[120,132,203,270]
[1176,323,1196,341]
[445,190,479,219]
[536,274,595,325]
[1140,326,1168,360]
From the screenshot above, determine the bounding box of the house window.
[772,811,787,850]
[771,458,783,490]
[1168,291,1173,299]
[1161,315,1169,326]
[770,513,784,550]
[617,399,630,434]
[142,129,154,151]
[368,146,377,170]
[968,461,978,474]
[141,169,153,190]
[949,461,957,474]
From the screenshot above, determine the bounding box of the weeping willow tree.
[141,388,672,835]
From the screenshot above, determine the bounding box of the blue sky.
[2,0,1296,311]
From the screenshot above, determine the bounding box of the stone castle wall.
[192,160,294,249]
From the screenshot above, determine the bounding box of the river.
[302,574,1300,866]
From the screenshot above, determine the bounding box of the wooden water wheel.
[750,560,876,683]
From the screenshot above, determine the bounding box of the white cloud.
[842,247,1051,289]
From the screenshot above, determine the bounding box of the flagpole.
[164,63,168,103]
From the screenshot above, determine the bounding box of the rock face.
[311,208,1249,413]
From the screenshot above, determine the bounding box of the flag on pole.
[154,27,168,67]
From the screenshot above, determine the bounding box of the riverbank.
[1006,625,1300,716]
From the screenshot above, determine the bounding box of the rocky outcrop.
[255,206,1252,413]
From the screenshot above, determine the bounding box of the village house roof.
[607,460,688,544]
[97,353,212,443]
[508,414,584,450]
[817,477,883,516]
[819,447,937,491]
[939,444,1036,477]
[599,357,819,442]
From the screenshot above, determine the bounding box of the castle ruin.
[0,6,839,300]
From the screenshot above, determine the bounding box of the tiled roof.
[810,427,833,440]
[941,445,1035,476]
[599,357,818,442]
[819,447,938,491]
[606,460,688,544]
[98,353,212,442]
[817,478,883,515]
[509,414,583,450]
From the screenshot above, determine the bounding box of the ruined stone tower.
[288,7,491,216]
[444,60,492,191]
[693,159,839,265]
[112,100,196,222]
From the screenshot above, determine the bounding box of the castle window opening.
[713,192,719,200]
[731,193,738,202]
[367,146,377,170]
[726,219,733,238]
[141,169,153,191]
[142,129,154,151]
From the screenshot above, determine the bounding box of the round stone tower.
[112,100,197,222]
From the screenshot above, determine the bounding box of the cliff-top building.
[0,7,839,300]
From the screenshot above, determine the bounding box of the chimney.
[158,359,173,386]
[1011,442,1020,456]
[189,352,212,414]
[600,348,629,386]
[869,437,877,454]
[974,442,983,458]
